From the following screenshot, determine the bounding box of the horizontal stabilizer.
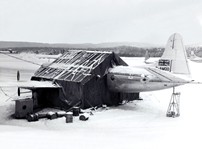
[146,67,191,83]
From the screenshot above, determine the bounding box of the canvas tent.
[27,50,139,110]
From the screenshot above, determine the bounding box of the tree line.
[1,46,202,57]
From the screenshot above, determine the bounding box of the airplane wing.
[0,80,61,89]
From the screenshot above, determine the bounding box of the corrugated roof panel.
[34,51,111,82]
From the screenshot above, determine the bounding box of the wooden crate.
[15,98,33,118]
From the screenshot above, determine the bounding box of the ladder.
[166,87,180,118]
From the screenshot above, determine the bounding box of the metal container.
[66,112,73,123]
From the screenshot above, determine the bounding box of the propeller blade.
[17,88,20,96]
[17,70,20,81]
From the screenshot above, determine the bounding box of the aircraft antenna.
[166,87,180,118]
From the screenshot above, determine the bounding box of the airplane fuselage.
[107,66,186,93]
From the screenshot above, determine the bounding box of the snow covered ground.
[0,53,202,149]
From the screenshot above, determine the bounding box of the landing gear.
[166,87,180,118]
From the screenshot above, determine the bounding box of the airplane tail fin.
[190,50,195,57]
[190,50,197,59]
[157,33,191,75]
[144,50,150,62]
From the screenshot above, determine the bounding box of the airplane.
[189,50,202,63]
[107,33,192,93]
[0,49,16,54]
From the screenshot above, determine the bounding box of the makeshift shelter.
[29,50,139,110]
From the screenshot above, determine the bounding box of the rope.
[0,52,41,66]
[0,87,16,101]
[5,92,17,102]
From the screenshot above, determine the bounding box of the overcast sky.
[1,0,202,45]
